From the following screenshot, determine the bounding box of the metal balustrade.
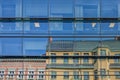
[46,64,94,69]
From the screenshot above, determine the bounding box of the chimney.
[49,36,52,43]
[115,36,120,40]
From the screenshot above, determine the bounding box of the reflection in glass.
[49,21,74,35]
[23,0,48,17]
[0,0,21,17]
[75,22,100,36]
[0,22,22,33]
[0,38,22,56]
[23,38,48,56]
[75,0,99,18]
[101,23,118,35]
[24,21,48,35]
[49,0,73,18]
[101,0,119,18]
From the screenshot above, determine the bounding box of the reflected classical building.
[0,58,46,80]
[46,40,120,80]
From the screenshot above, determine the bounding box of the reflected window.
[75,22,83,31]
[0,0,21,17]
[83,53,89,63]
[115,71,120,79]
[38,70,45,79]
[101,0,118,18]
[64,71,69,79]
[73,53,79,63]
[0,70,4,78]
[49,21,73,35]
[49,22,63,31]
[100,50,106,56]
[28,70,34,79]
[73,71,79,79]
[0,22,22,33]
[23,38,47,56]
[8,71,15,78]
[23,0,48,17]
[51,53,56,56]
[64,58,69,64]
[51,58,56,63]
[24,22,48,34]
[50,0,73,18]
[18,70,24,79]
[84,71,89,80]
[0,38,22,56]
[100,69,106,78]
[51,71,56,79]
[114,54,120,63]
[2,5,15,17]
[75,0,99,18]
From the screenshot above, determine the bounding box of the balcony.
[46,64,94,69]
[109,63,120,68]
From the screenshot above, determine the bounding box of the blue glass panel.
[118,23,120,35]
[24,21,48,35]
[101,23,118,35]
[0,0,21,17]
[23,38,48,56]
[75,0,100,18]
[75,22,100,36]
[49,0,73,18]
[0,22,22,33]
[23,0,48,18]
[0,38,22,56]
[49,21,74,36]
[101,0,119,18]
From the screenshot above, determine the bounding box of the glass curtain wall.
[0,0,120,80]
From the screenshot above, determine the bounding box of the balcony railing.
[109,63,120,68]
[46,64,94,69]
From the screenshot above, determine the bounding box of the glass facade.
[0,0,120,80]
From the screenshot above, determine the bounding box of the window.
[64,53,69,64]
[18,71,24,79]
[64,53,68,56]
[51,71,56,79]
[73,53,79,63]
[2,4,15,17]
[38,70,45,79]
[64,58,69,64]
[8,71,14,78]
[23,0,48,17]
[51,58,56,63]
[100,50,106,56]
[84,72,89,80]
[75,0,99,18]
[83,53,89,63]
[51,53,56,63]
[50,22,63,31]
[38,75,44,79]
[115,71,120,79]
[101,0,118,18]
[0,71,4,78]
[49,0,73,18]
[28,71,34,79]
[73,71,79,80]
[51,53,56,56]
[74,53,79,56]
[100,69,106,78]
[64,71,69,79]
[114,54,120,63]
[73,58,79,63]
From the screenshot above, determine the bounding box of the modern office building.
[46,40,120,80]
[0,57,46,80]
[0,0,120,80]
